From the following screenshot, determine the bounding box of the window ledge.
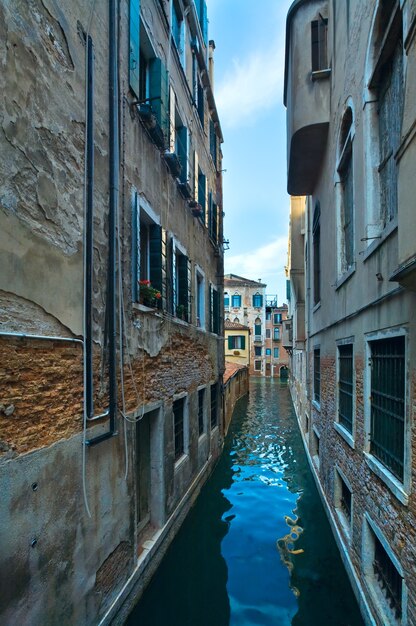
[362,219,398,262]
[133,303,162,315]
[198,432,208,443]
[334,422,355,449]
[311,68,331,81]
[364,452,409,505]
[210,425,219,436]
[312,399,321,412]
[312,301,321,313]
[174,453,189,471]
[335,509,352,542]
[335,264,356,290]
[312,454,320,470]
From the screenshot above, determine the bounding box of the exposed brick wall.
[0,331,215,457]
[307,351,416,626]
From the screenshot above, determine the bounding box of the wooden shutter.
[177,253,189,320]
[149,224,163,293]
[208,190,213,237]
[161,228,168,310]
[129,0,141,96]
[213,288,219,334]
[241,336,246,350]
[177,126,188,183]
[187,257,192,322]
[167,236,174,314]
[172,240,177,313]
[131,190,139,302]
[193,150,199,200]
[209,285,213,332]
[228,336,233,350]
[200,0,208,44]
[169,84,176,152]
[149,58,169,142]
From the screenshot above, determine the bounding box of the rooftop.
[224,273,267,288]
[224,319,250,331]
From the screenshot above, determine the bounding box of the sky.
[207,0,293,303]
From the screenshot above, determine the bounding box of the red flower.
[155,292,162,299]
[139,279,151,286]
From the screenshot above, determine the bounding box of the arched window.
[364,1,403,237]
[336,105,355,275]
[252,292,263,307]
[224,292,230,307]
[254,317,262,338]
[231,292,241,307]
[234,317,240,323]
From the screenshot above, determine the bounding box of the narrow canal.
[126,379,364,626]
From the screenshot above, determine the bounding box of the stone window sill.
[364,452,409,505]
[335,264,356,290]
[334,422,355,449]
[174,453,189,472]
[133,303,162,314]
[311,68,331,81]
[362,219,397,262]
[335,508,352,543]
[312,399,321,412]
[313,301,321,313]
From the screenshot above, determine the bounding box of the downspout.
[85,0,119,445]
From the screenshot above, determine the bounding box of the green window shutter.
[129,0,141,97]
[208,190,213,237]
[131,190,139,302]
[178,254,189,320]
[187,257,192,321]
[161,228,168,310]
[167,237,174,314]
[213,288,219,334]
[209,285,213,332]
[241,336,245,350]
[228,336,233,350]
[212,202,218,243]
[149,57,169,143]
[149,224,163,294]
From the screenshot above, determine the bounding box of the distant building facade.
[285,1,416,625]
[265,299,289,378]
[224,274,266,376]
[0,1,224,624]
[224,319,250,367]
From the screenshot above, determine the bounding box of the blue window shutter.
[201,0,208,44]
[149,224,163,296]
[149,58,169,142]
[129,0,140,97]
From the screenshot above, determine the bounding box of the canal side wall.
[223,363,249,435]
[0,0,225,624]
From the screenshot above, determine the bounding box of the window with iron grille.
[254,360,261,371]
[340,478,352,524]
[313,348,321,404]
[337,108,354,272]
[210,383,218,429]
[311,15,328,72]
[338,344,353,433]
[313,203,321,305]
[373,534,402,620]
[173,397,185,460]
[198,388,205,436]
[369,336,405,481]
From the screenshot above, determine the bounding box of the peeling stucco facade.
[0,0,225,623]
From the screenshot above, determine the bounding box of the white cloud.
[225,235,288,291]
[216,38,285,129]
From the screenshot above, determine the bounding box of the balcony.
[253,335,263,344]
[284,1,330,195]
[282,319,293,351]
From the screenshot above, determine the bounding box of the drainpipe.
[85,0,119,446]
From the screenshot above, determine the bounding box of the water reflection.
[126,380,363,626]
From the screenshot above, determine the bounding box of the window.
[273,328,280,341]
[210,119,217,167]
[228,335,246,350]
[195,268,205,328]
[209,285,220,334]
[274,347,279,358]
[171,241,190,320]
[210,383,218,429]
[266,311,271,321]
[369,336,405,481]
[175,122,189,185]
[252,293,263,307]
[198,168,206,222]
[171,0,185,66]
[265,329,271,339]
[313,348,321,405]
[132,199,167,308]
[312,428,320,463]
[224,293,229,307]
[254,324,262,338]
[198,388,205,436]
[254,361,261,371]
[313,203,321,305]
[195,0,208,45]
[337,107,354,273]
[363,515,404,624]
[231,294,241,308]
[208,191,218,243]
[266,348,271,356]
[233,317,239,323]
[197,77,204,127]
[311,15,328,72]
[255,346,262,356]
[129,0,141,96]
[173,397,185,460]
[335,470,352,529]
[274,313,282,324]
[338,344,353,433]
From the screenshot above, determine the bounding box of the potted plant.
[138,280,162,308]
[176,304,187,320]
[188,200,203,217]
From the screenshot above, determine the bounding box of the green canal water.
[126,379,364,626]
